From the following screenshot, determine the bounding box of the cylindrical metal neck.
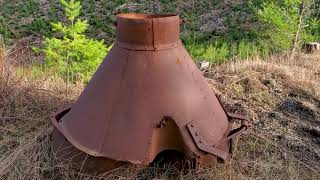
[116,13,181,51]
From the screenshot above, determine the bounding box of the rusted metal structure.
[51,13,250,172]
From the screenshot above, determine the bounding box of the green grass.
[1,0,316,65]
[0,0,261,42]
[183,34,273,63]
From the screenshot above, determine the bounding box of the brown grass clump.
[208,54,320,175]
[0,45,319,179]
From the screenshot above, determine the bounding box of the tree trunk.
[290,1,314,59]
[291,2,306,59]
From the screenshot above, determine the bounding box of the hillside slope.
[0,53,319,179]
[0,0,259,44]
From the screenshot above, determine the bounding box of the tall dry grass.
[0,42,319,179]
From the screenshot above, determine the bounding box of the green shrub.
[204,42,230,63]
[40,0,109,83]
[237,40,259,59]
[184,34,269,63]
[257,0,319,53]
[0,36,5,59]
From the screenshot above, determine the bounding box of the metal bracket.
[215,95,251,140]
[187,122,230,162]
[226,112,251,140]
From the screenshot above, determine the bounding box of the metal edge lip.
[116,13,178,20]
[50,106,206,165]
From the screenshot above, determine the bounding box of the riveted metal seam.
[152,18,157,50]
[115,41,182,51]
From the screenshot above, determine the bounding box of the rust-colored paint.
[176,58,181,65]
[51,13,250,172]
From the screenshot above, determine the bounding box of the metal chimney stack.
[51,13,250,172]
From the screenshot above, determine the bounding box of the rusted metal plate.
[52,127,126,173]
[51,13,250,171]
[51,108,127,173]
[187,121,231,161]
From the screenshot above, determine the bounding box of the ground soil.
[0,53,319,179]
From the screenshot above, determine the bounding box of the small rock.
[273,88,282,93]
[196,60,210,72]
[302,42,320,53]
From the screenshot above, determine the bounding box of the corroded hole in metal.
[117,13,177,19]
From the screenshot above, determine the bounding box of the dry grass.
[0,44,319,179]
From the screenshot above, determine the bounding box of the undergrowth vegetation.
[258,0,320,57]
[0,1,319,70]
[184,38,272,64]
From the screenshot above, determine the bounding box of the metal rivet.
[160,119,167,128]
[190,123,194,127]
[199,140,203,143]
[195,132,199,136]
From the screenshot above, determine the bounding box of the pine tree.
[41,0,110,83]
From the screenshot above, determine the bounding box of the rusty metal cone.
[51,13,250,173]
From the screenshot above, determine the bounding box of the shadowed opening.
[147,116,196,170]
[151,150,195,171]
[55,107,71,122]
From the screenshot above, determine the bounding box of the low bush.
[184,34,271,63]
[39,0,110,83]
[258,0,319,55]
